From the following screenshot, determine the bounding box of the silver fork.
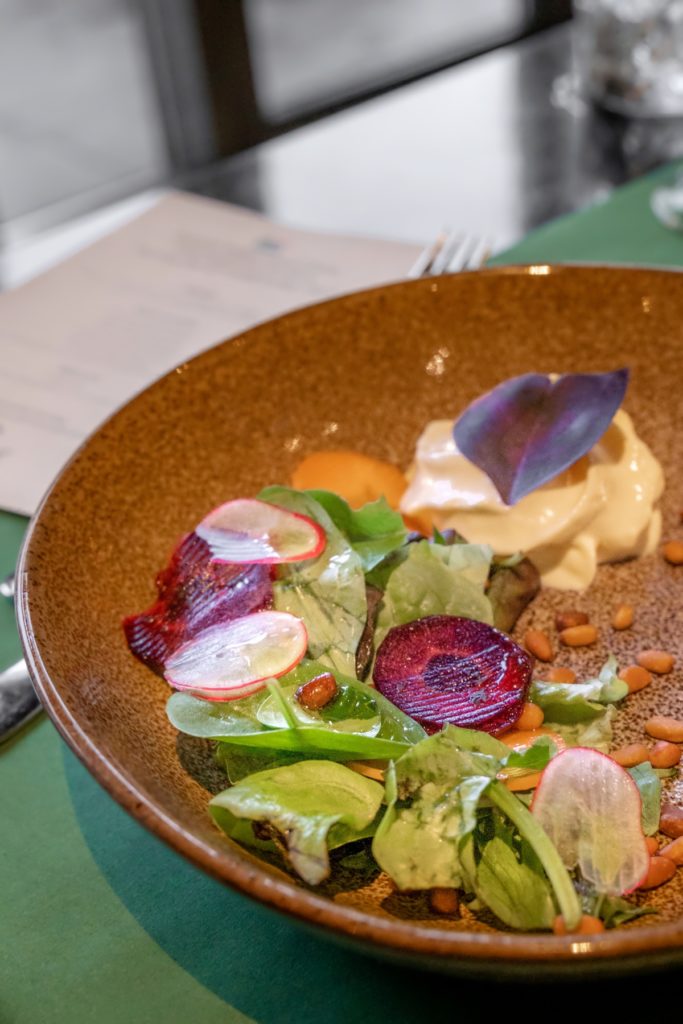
[0,573,41,743]
[408,231,492,278]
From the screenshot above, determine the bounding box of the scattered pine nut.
[611,604,633,630]
[295,672,338,709]
[644,716,683,743]
[660,803,683,839]
[611,743,650,768]
[646,837,659,856]
[524,628,554,662]
[560,624,598,647]
[618,664,652,694]
[648,741,681,769]
[555,610,589,632]
[544,666,577,684]
[660,837,683,866]
[429,888,460,915]
[636,649,675,675]
[639,856,677,890]
[553,914,604,935]
[662,540,683,565]
[516,702,544,731]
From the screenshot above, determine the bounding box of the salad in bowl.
[123,368,682,937]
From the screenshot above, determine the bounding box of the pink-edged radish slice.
[195,498,325,564]
[531,747,650,897]
[165,610,308,701]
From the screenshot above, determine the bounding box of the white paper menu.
[0,191,420,515]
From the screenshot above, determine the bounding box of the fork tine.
[464,236,492,270]
[408,231,448,278]
[411,231,492,278]
[430,231,467,276]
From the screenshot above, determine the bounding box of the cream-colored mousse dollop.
[399,410,664,590]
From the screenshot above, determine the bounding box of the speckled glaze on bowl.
[17,266,683,977]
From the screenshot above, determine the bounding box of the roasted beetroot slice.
[374,615,532,735]
[123,531,272,675]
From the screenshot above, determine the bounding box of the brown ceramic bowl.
[17,266,683,977]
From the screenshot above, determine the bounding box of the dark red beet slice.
[123,532,272,675]
[374,615,532,735]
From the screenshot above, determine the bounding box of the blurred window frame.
[139,0,571,171]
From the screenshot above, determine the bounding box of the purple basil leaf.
[452,368,629,506]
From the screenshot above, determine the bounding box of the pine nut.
[611,744,650,768]
[555,610,589,632]
[660,803,683,839]
[524,628,554,662]
[644,716,683,742]
[560,624,598,647]
[646,837,659,856]
[663,540,683,565]
[295,672,338,710]
[429,888,460,915]
[639,856,677,890]
[611,604,634,630]
[516,702,544,730]
[543,666,577,683]
[553,914,604,935]
[660,837,683,865]
[648,741,681,769]
[636,649,675,674]
[618,664,653,694]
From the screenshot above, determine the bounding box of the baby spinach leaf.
[304,490,407,571]
[210,760,383,884]
[259,486,367,676]
[167,662,425,761]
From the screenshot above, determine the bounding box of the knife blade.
[0,657,41,743]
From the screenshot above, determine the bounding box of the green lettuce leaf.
[372,728,580,929]
[304,490,407,571]
[210,760,383,883]
[372,729,500,890]
[475,836,556,930]
[529,657,628,724]
[372,539,493,656]
[627,762,662,836]
[259,486,367,676]
[546,705,617,752]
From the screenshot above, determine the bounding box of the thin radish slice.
[196,498,325,564]
[531,747,650,896]
[123,532,272,675]
[165,610,308,701]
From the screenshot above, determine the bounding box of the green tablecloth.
[2,164,683,1023]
